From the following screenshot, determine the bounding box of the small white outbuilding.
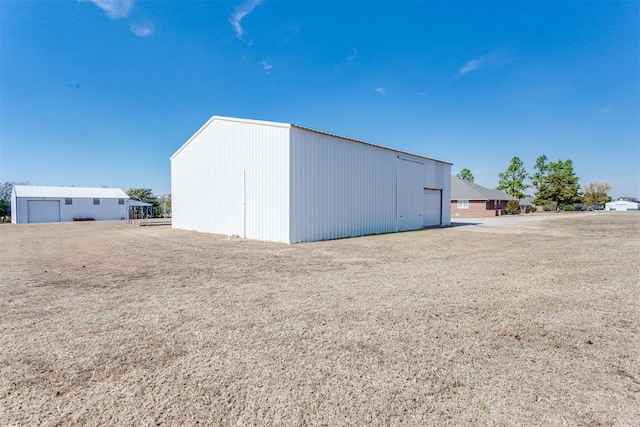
[11,185,129,224]
[605,200,639,212]
[171,115,451,243]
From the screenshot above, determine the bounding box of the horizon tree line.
[457,155,616,210]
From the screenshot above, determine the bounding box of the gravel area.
[1,212,638,425]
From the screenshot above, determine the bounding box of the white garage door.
[28,200,60,223]
[615,203,627,212]
[423,189,441,227]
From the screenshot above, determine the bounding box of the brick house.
[451,176,518,217]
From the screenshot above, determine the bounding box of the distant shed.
[171,115,452,243]
[11,185,129,224]
[605,200,639,212]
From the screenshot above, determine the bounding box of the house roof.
[520,196,534,206]
[171,115,452,165]
[13,185,129,199]
[451,176,518,201]
[126,199,153,207]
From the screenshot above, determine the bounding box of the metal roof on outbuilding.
[451,176,517,201]
[171,115,452,165]
[13,185,129,199]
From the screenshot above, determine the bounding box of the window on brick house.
[457,200,469,209]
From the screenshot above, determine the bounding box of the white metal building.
[605,200,639,211]
[171,116,451,243]
[11,185,130,224]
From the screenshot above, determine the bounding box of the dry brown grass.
[1,213,639,425]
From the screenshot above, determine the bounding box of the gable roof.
[451,176,517,201]
[13,185,129,199]
[171,115,452,165]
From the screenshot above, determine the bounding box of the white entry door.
[28,200,60,223]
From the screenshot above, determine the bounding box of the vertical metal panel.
[10,188,17,223]
[289,128,396,242]
[171,117,290,243]
[397,159,424,231]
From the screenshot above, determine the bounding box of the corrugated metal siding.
[290,129,398,242]
[397,158,424,231]
[171,118,290,243]
[289,127,451,242]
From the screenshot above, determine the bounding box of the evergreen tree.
[456,168,474,183]
[496,156,529,199]
[531,154,548,190]
[533,159,581,209]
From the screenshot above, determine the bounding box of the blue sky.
[1,0,638,197]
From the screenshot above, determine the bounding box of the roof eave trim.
[291,124,452,165]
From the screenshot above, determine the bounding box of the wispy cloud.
[458,51,515,77]
[130,23,154,37]
[261,60,273,71]
[230,0,264,41]
[599,106,612,113]
[83,0,155,37]
[347,47,358,63]
[86,0,134,19]
[375,87,387,95]
[458,59,481,76]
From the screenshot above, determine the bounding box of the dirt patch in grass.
[1,213,639,425]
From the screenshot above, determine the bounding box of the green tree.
[531,154,549,190]
[496,156,529,199]
[0,181,27,221]
[0,199,9,221]
[0,181,16,202]
[582,182,612,206]
[505,200,521,215]
[456,168,475,183]
[126,188,155,202]
[533,159,581,209]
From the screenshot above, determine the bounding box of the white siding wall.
[13,197,127,223]
[10,188,17,224]
[171,118,290,243]
[289,127,450,243]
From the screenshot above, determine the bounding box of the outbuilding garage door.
[28,200,60,223]
[423,189,441,227]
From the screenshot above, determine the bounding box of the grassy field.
[1,213,638,425]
